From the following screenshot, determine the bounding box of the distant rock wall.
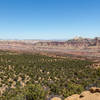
[95,37,100,46]
[34,37,100,49]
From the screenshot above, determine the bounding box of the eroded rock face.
[64,94,80,100]
[34,37,100,50]
[34,39,90,49]
[89,87,100,93]
[64,87,100,100]
[80,91,91,97]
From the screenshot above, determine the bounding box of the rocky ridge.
[34,37,100,49]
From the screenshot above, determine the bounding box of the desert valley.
[0,37,100,60]
[1,0,100,99]
[0,37,100,100]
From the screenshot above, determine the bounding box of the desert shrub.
[0,51,100,99]
[23,84,47,100]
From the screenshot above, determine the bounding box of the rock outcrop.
[51,97,62,100]
[51,87,100,100]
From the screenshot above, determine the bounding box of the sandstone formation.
[51,97,62,100]
[51,87,100,100]
[34,37,100,49]
[64,94,80,100]
[95,37,100,46]
[0,37,100,51]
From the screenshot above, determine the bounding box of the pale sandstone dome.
[51,87,100,100]
[51,97,62,100]
[64,94,80,100]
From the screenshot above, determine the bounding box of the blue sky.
[0,0,100,39]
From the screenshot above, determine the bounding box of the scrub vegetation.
[0,51,100,100]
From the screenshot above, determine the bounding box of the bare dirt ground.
[35,46,100,62]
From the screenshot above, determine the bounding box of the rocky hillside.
[51,87,100,100]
